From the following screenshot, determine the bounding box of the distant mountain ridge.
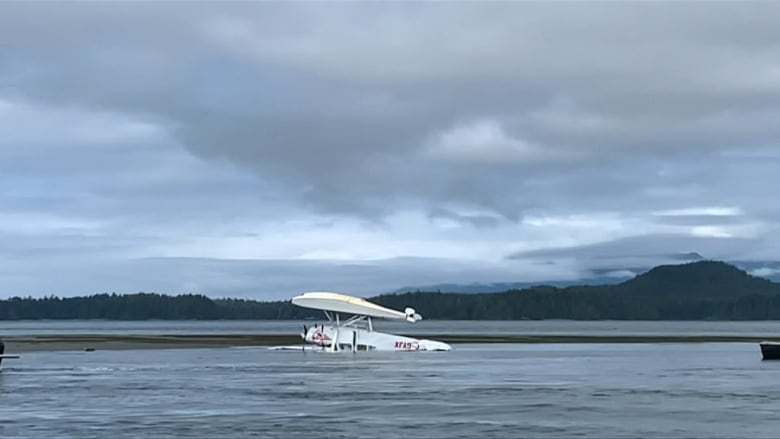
[3,260,780,320]
[374,260,780,320]
[395,259,780,294]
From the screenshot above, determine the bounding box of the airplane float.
[270,291,451,352]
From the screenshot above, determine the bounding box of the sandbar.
[3,334,778,353]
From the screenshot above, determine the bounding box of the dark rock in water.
[760,341,780,360]
[0,338,19,366]
[84,347,95,352]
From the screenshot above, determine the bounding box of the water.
[2,342,779,438]
[4,319,780,337]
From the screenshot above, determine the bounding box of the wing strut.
[331,314,340,352]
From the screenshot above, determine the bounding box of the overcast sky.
[2,2,780,299]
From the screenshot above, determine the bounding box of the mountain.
[396,258,780,294]
[671,252,705,261]
[393,280,592,294]
[618,260,780,299]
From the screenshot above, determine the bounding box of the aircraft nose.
[433,342,452,351]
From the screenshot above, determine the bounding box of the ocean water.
[4,319,780,336]
[2,342,779,438]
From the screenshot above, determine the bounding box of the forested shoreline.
[3,261,780,321]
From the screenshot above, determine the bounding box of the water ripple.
[1,343,777,438]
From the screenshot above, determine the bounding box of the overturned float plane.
[270,291,451,352]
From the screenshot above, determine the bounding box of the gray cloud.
[0,255,584,300]
[508,234,760,262]
[2,3,780,297]
[4,3,780,216]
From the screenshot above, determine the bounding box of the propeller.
[301,324,308,340]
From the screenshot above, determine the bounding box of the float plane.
[270,291,451,352]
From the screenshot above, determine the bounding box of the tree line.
[2,261,780,320]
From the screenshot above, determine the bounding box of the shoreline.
[3,334,779,353]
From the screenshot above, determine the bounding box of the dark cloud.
[1,3,780,297]
[3,2,780,218]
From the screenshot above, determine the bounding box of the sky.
[2,2,780,299]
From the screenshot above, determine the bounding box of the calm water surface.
[1,343,779,438]
[4,319,780,336]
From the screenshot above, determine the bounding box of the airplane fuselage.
[303,324,450,352]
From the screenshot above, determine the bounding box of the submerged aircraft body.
[271,291,451,352]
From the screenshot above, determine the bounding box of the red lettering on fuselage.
[394,340,420,350]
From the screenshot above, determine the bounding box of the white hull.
[294,324,450,352]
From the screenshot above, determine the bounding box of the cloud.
[603,270,637,279]
[424,120,577,164]
[0,256,586,300]
[654,207,743,217]
[0,98,161,147]
[2,3,780,297]
[504,227,780,283]
[749,267,780,279]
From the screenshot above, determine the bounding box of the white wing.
[292,291,422,322]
